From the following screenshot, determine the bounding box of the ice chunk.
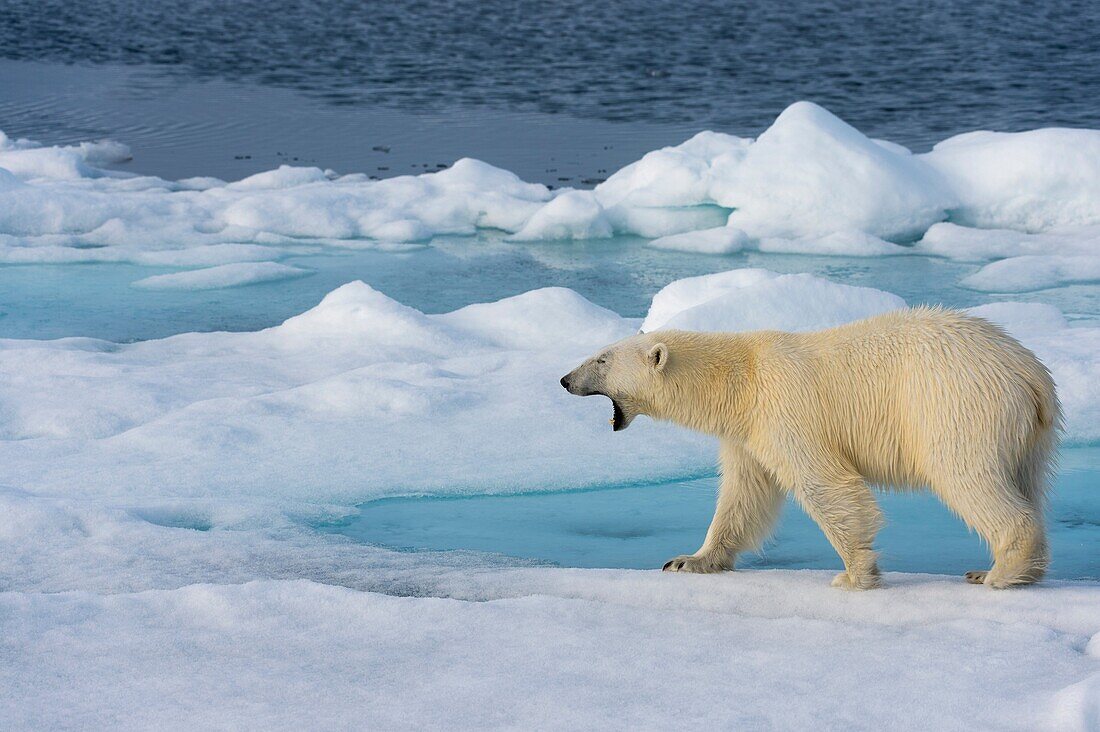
[76,139,133,165]
[648,226,748,255]
[756,230,911,256]
[961,255,1100,292]
[0,144,98,180]
[604,204,729,239]
[132,262,313,291]
[0,131,129,180]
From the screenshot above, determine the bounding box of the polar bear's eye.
[596,356,607,364]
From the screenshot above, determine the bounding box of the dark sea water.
[3,0,1099,151]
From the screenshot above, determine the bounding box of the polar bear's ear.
[647,343,668,372]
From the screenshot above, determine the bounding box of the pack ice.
[3,100,1100,288]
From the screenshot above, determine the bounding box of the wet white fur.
[572,307,1060,589]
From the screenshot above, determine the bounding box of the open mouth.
[610,399,626,431]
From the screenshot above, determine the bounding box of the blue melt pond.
[331,448,1100,580]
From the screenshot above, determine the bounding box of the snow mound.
[273,280,466,352]
[1050,673,1100,732]
[132,262,312,291]
[642,268,906,333]
[716,101,952,240]
[966,302,1070,337]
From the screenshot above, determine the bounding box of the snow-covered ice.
[0,272,1098,728]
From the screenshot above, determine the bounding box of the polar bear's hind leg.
[933,464,1048,589]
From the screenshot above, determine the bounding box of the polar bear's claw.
[661,554,729,574]
[965,570,988,585]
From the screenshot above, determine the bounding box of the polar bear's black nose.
[560,375,571,390]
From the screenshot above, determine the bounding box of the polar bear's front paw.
[964,570,988,585]
[831,570,882,590]
[662,553,730,574]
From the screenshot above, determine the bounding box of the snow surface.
[3,574,1099,731]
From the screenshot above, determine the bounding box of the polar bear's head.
[559,333,671,431]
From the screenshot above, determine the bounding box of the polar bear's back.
[813,307,1056,431]
[752,306,1060,492]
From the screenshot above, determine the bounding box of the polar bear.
[560,307,1060,589]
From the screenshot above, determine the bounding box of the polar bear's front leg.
[791,470,884,590]
[663,441,783,574]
